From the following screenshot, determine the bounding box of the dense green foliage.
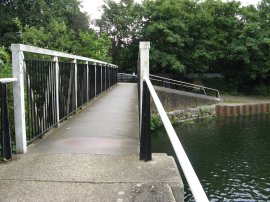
[98,0,270,94]
[0,0,270,94]
[0,1,113,147]
[0,46,12,77]
[97,0,144,72]
[0,0,112,63]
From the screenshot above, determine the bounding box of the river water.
[152,114,270,201]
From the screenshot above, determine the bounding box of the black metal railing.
[0,81,16,160]
[89,64,96,99]
[106,67,108,90]
[102,66,106,92]
[77,64,88,108]
[113,68,118,86]
[24,60,117,144]
[140,80,151,161]
[59,62,76,120]
[96,65,102,96]
[25,60,58,143]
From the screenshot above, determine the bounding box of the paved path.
[29,83,139,154]
[0,83,183,201]
[0,153,182,201]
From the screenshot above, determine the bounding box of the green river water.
[152,114,270,201]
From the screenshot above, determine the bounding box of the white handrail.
[144,76,209,202]
[11,44,118,68]
[150,74,220,98]
[0,78,17,83]
[150,78,202,91]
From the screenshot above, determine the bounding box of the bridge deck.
[0,83,183,201]
[29,83,139,154]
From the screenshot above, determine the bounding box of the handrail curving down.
[150,74,220,99]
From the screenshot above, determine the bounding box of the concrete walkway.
[29,83,139,154]
[0,83,183,201]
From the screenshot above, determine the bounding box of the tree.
[22,20,72,52]
[97,0,144,71]
[75,30,112,62]
[0,0,112,62]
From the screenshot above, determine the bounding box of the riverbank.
[221,95,270,104]
[151,95,270,130]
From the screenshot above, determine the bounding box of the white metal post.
[139,42,150,130]
[85,61,89,101]
[11,44,27,153]
[73,59,78,110]
[53,56,60,126]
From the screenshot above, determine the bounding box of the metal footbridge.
[0,42,220,201]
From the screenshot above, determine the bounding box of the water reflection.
[152,114,270,201]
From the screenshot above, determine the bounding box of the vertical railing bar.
[110,67,112,87]
[34,60,38,137]
[32,61,37,139]
[108,67,110,88]
[24,61,30,141]
[44,61,47,129]
[52,61,56,125]
[106,66,110,89]
[46,61,50,128]
[48,62,52,127]
[42,61,45,131]
[38,60,43,133]
[30,61,36,140]
[47,62,51,128]
[94,63,97,97]
[84,63,87,104]
[46,62,50,128]
[108,66,110,88]
[25,62,31,142]
[86,61,89,101]
[51,62,54,126]
[139,81,151,161]
[100,65,102,93]
[73,59,78,111]
[1,83,12,160]
[35,60,40,135]
[104,65,106,90]
[36,60,40,135]
[30,61,36,141]
[53,56,60,126]
[42,61,46,131]
[59,62,62,119]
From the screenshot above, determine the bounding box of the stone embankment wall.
[167,105,216,123]
[151,86,221,112]
[216,103,270,117]
[151,86,270,121]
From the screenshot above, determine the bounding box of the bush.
[252,84,270,96]
[0,46,12,78]
[151,113,162,131]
